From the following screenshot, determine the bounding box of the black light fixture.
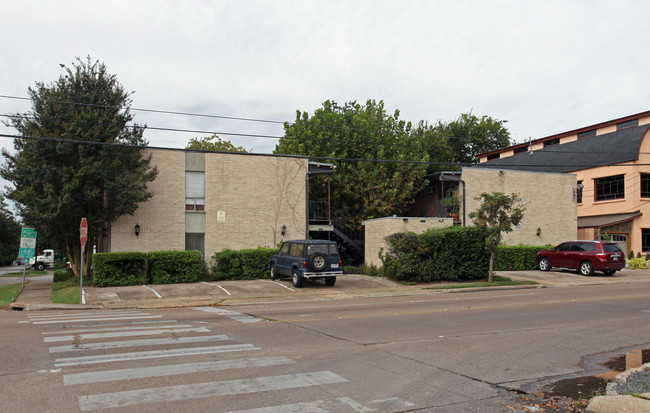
[135,223,141,238]
[281,224,286,236]
[536,227,541,237]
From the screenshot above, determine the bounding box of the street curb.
[10,303,103,311]
[442,285,545,294]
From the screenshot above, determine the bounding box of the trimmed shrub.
[212,247,278,280]
[93,252,148,287]
[494,245,553,271]
[53,269,74,283]
[380,226,490,282]
[149,250,203,284]
[629,257,647,269]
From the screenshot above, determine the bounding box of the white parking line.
[55,344,259,367]
[49,334,231,353]
[64,356,294,385]
[44,326,211,342]
[78,371,348,411]
[201,281,231,295]
[263,280,296,292]
[143,285,163,298]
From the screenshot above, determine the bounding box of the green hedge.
[149,250,203,284]
[92,252,148,287]
[494,245,553,271]
[212,248,278,280]
[380,226,490,282]
[53,269,75,283]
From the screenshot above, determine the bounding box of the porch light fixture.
[135,223,141,238]
[536,227,541,237]
[281,224,286,236]
[403,218,409,222]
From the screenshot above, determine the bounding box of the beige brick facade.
[461,167,577,246]
[363,217,454,268]
[110,149,308,261]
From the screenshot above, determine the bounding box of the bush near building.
[493,245,554,271]
[212,248,278,280]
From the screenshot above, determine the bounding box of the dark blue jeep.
[269,240,343,288]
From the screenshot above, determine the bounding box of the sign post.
[18,228,37,287]
[79,218,88,304]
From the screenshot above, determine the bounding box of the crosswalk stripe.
[28,311,147,320]
[55,344,259,367]
[33,315,163,325]
[225,401,329,413]
[44,327,211,342]
[41,324,191,335]
[64,356,294,385]
[49,334,231,353]
[78,371,348,411]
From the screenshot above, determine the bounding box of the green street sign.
[18,227,37,260]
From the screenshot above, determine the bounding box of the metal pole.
[22,262,26,288]
[79,246,84,304]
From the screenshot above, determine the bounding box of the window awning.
[577,211,642,229]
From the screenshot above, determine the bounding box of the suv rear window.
[602,243,623,253]
[573,243,596,252]
[307,244,339,256]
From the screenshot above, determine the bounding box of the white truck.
[30,249,55,271]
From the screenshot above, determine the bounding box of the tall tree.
[1,57,157,277]
[469,192,525,282]
[410,120,454,174]
[0,194,21,265]
[186,134,248,153]
[433,112,511,165]
[275,99,428,225]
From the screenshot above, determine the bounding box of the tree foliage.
[186,134,247,153]
[469,192,525,282]
[274,99,429,225]
[0,194,21,265]
[1,57,157,276]
[423,112,511,167]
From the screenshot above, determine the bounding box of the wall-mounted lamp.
[536,227,541,237]
[135,223,141,238]
[403,218,409,222]
[281,224,286,236]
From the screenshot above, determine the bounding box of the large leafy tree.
[275,100,428,226]
[0,194,21,265]
[186,134,247,153]
[469,192,525,282]
[428,112,511,166]
[1,57,157,276]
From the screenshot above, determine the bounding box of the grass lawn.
[423,276,538,290]
[0,283,24,307]
[1,269,51,277]
[52,278,80,304]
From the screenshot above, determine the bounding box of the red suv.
[536,240,625,276]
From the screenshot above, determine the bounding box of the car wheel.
[270,264,279,280]
[309,253,326,271]
[603,270,616,276]
[579,261,594,276]
[292,269,304,288]
[538,257,551,271]
[35,262,45,271]
[325,277,336,286]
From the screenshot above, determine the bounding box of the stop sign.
[80,218,88,247]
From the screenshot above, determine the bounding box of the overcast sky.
[2,0,650,161]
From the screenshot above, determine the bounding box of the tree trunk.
[488,249,495,283]
[66,242,92,279]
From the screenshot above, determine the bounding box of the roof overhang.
[577,211,642,229]
[308,162,335,175]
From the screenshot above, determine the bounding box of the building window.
[595,175,625,201]
[543,138,559,147]
[577,180,583,203]
[185,171,205,211]
[642,229,650,252]
[642,174,650,198]
[617,119,638,130]
[185,233,205,257]
[513,146,528,154]
[487,153,500,160]
[577,129,596,139]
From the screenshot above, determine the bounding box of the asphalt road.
[2,281,649,412]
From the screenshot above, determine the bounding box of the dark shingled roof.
[477,125,650,173]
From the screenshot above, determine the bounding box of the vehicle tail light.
[596,253,607,261]
[302,261,307,269]
[339,260,342,267]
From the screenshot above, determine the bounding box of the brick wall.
[461,167,577,246]
[363,217,453,268]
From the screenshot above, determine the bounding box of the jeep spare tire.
[309,253,326,271]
